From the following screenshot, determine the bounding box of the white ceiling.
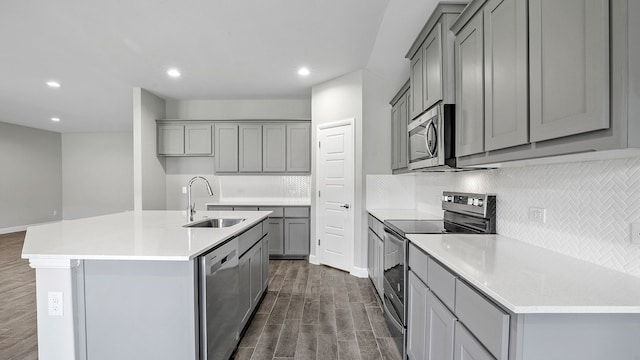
[0,0,446,133]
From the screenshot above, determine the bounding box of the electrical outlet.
[53,210,57,216]
[48,291,63,316]
[529,207,546,223]
[632,223,640,244]
[182,186,187,194]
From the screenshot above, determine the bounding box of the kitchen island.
[21,210,271,360]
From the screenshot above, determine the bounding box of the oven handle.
[383,296,405,334]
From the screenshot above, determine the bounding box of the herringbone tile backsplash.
[411,157,640,277]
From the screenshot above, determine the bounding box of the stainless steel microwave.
[407,103,456,171]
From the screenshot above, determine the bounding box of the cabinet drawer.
[408,243,429,283]
[455,280,509,360]
[427,259,456,311]
[259,207,284,218]
[233,206,259,211]
[238,222,264,257]
[206,206,234,211]
[284,207,309,218]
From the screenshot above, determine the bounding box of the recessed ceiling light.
[46,81,61,88]
[51,117,60,122]
[298,67,310,76]
[167,68,181,78]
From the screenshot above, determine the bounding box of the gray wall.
[0,121,62,231]
[133,88,166,210]
[62,133,134,220]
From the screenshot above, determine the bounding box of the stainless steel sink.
[183,218,246,228]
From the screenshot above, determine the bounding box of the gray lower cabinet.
[215,123,239,172]
[262,236,269,290]
[157,123,213,156]
[529,0,609,142]
[483,0,529,151]
[426,291,456,360]
[454,322,495,360]
[239,233,266,329]
[284,218,310,256]
[455,13,485,157]
[286,123,311,172]
[367,214,384,299]
[265,218,284,255]
[239,124,263,172]
[390,81,409,171]
[263,124,286,172]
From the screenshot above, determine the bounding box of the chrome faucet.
[187,176,214,222]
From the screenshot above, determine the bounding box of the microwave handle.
[424,120,437,158]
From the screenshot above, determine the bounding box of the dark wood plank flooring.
[0,231,38,360]
[234,260,401,360]
[0,233,400,360]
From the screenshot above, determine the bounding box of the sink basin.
[183,218,246,228]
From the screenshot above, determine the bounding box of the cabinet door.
[157,125,184,155]
[529,0,609,142]
[284,218,309,256]
[368,229,376,278]
[398,93,409,169]
[454,323,495,360]
[286,123,311,172]
[375,237,384,297]
[185,125,212,155]
[410,50,425,119]
[250,243,263,305]
[484,0,529,151]
[423,22,443,111]
[239,124,262,172]
[262,236,269,290]
[214,123,239,172]
[455,14,485,157]
[266,218,284,255]
[407,271,429,360]
[238,253,252,327]
[426,292,456,360]
[391,102,401,170]
[262,124,286,172]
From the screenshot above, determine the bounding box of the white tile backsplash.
[411,157,640,277]
[218,175,311,200]
[366,174,416,209]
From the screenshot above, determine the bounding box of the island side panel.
[83,259,199,360]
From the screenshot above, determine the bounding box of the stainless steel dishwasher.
[199,238,239,360]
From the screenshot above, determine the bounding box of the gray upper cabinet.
[455,13,485,157]
[286,123,311,172]
[390,81,410,172]
[529,0,609,142]
[410,50,425,120]
[484,0,529,151]
[215,123,239,173]
[423,22,443,112]
[262,124,286,172]
[239,124,262,172]
[184,125,213,155]
[157,125,185,155]
[407,4,465,121]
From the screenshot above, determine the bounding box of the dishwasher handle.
[207,249,237,275]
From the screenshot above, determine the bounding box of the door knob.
[340,204,350,209]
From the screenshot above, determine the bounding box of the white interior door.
[316,120,354,273]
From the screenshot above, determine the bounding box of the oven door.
[383,228,406,325]
[408,105,444,170]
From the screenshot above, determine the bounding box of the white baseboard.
[0,221,59,235]
[350,266,369,278]
[308,254,319,265]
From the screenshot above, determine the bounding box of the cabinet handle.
[340,204,350,209]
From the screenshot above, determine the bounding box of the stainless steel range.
[381,191,497,359]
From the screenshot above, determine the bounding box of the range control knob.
[442,195,447,202]
[467,198,473,205]
[477,199,484,207]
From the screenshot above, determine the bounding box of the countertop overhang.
[21,210,271,262]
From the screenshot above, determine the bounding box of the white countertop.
[206,198,311,207]
[22,210,270,262]
[407,233,640,314]
[367,208,442,222]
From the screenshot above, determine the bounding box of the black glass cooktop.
[384,220,446,236]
